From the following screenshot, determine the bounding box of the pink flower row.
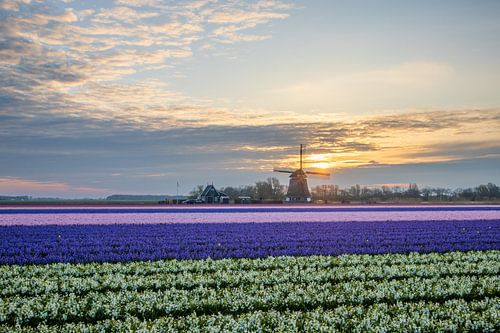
[1,210,499,226]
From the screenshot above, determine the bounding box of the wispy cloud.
[0,0,294,131]
[0,0,31,12]
[0,177,109,197]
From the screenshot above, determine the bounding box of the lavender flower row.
[1,220,498,265]
[2,210,499,226]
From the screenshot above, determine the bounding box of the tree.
[311,185,327,202]
[269,177,286,200]
[311,184,341,202]
[487,183,500,199]
[372,188,383,198]
[240,185,256,198]
[219,186,241,200]
[339,189,350,202]
[381,186,393,199]
[475,184,490,199]
[255,181,272,200]
[254,177,285,200]
[460,188,475,200]
[406,183,420,198]
[361,186,372,198]
[421,187,432,201]
[432,188,450,201]
[348,185,361,199]
[189,185,205,199]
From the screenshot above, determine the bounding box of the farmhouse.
[200,184,230,204]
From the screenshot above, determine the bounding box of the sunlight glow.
[307,154,329,162]
[309,162,334,169]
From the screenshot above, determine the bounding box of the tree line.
[190,180,500,203]
[310,182,500,203]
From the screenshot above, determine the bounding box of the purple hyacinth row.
[1,220,499,265]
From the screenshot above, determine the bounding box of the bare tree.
[188,185,205,198]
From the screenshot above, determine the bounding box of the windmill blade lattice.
[273,168,294,173]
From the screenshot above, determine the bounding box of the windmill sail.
[306,170,330,176]
[273,168,294,173]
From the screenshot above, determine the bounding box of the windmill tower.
[274,144,330,202]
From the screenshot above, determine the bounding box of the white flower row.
[0,251,499,331]
[1,254,498,298]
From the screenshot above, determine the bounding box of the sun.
[309,162,333,169]
[306,154,334,169]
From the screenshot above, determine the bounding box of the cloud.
[32,8,78,24]
[358,108,500,132]
[1,107,498,195]
[205,2,291,43]
[0,0,294,135]
[0,0,291,74]
[398,141,500,161]
[207,9,289,24]
[92,6,159,24]
[114,0,161,7]
[2,101,498,165]
[0,0,31,11]
[0,177,109,197]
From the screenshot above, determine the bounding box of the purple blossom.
[1,219,498,265]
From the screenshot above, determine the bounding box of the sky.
[0,0,499,198]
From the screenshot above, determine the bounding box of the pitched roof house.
[199,184,230,204]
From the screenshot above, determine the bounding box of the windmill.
[274,144,330,202]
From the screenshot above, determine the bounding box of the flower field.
[1,220,499,264]
[0,205,499,332]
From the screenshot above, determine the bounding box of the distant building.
[200,184,229,204]
[235,196,252,204]
[0,195,30,201]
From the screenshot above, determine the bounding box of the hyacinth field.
[1,205,499,332]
